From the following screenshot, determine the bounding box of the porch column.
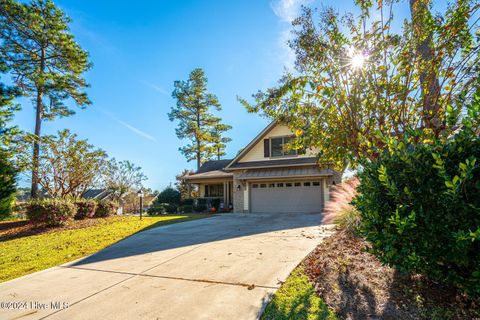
[323,179,330,202]
[187,182,191,199]
[223,181,228,207]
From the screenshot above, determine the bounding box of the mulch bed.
[0,217,117,242]
[302,230,480,320]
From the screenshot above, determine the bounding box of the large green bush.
[95,200,118,217]
[74,200,97,219]
[154,186,181,206]
[26,199,76,226]
[0,155,16,220]
[355,128,480,295]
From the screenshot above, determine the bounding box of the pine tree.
[0,0,92,198]
[169,68,231,169]
[210,123,232,160]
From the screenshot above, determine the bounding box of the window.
[252,184,258,188]
[270,136,298,158]
[205,184,223,197]
[312,181,320,186]
[268,183,275,188]
[304,182,311,187]
[294,182,301,187]
[285,183,293,187]
[260,183,267,188]
[277,183,284,187]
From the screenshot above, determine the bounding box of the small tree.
[16,129,107,198]
[0,0,92,198]
[169,68,231,169]
[175,169,194,200]
[240,1,479,169]
[104,159,147,203]
[0,154,16,219]
[154,186,181,206]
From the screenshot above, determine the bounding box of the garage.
[250,180,324,213]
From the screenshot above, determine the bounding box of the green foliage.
[210,198,221,211]
[0,153,16,219]
[182,198,194,206]
[148,203,177,215]
[169,68,231,169]
[334,207,361,235]
[26,199,76,226]
[262,267,336,320]
[0,0,92,117]
[193,204,207,213]
[355,126,480,295]
[16,129,108,198]
[154,186,181,206]
[175,169,194,200]
[178,204,193,213]
[95,200,118,218]
[240,1,479,169]
[74,200,97,220]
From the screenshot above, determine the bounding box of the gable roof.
[224,120,278,169]
[196,159,233,173]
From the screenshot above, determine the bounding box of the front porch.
[184,170,234,211]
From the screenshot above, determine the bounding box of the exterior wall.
[232,172,246,213]
[238,124,318,163]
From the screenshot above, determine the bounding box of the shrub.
[153,187,181,206]
[334,207,361,235]
[178,204,193,213]
[210,198,221,211]
[0,155,16,220]
[26,199,76,226]
[148,203,177,215]
[74,200,97,220]
[182,198,194,206]
[355,128,480,295]
[95,200,118,217]
[194,204,207,212]
[322,177,359,224]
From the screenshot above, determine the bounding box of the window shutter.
[264,139,270,157]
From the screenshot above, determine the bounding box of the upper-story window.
[270,136,297,157]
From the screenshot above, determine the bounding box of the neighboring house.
[82,189,113,201]
[185,121,342,213]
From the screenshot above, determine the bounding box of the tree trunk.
[409,0,443,133]
[196,111,201,170]
[30,48,45,199]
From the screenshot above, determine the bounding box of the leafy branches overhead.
[16,129,107,199]
[240,0,480,169]
[169,68,231,169]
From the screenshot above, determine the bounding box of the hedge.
[26,199,76,226]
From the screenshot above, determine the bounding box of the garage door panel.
[250,181,323,213]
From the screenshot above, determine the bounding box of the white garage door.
[250,180,324,213]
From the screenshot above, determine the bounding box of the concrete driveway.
[0,213,333,320]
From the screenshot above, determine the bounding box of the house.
[185,121,342,213]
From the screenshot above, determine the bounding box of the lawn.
[0,215,210,283]
[262,267,337,320]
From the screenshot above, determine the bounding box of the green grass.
[262,267,337,320]
[0,215,210,283]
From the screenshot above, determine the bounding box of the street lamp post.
[137,190,144,220]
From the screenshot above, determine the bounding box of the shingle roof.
[196,159,233,173]
[82,189,110,200]
[227,157,318,170]
[184,170,233,181]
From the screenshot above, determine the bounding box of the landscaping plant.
[26,199,76,226]
[74,200,97,219]
[95,200,118,218]
[355,119,480,295]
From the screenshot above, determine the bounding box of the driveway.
[0,213,333,320]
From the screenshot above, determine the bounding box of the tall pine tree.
[169,68,231,169]
[0,0,92,198]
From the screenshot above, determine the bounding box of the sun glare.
[350,53,367,69]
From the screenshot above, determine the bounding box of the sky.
[9,0,412,191]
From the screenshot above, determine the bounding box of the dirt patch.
[303,230,479,320]
[0,217,120,242]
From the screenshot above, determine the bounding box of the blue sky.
[10,0,412,190]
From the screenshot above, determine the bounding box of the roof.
[236,166,334,180]
[227,157,318,170]
[184,170,233,181]
[82,189,111,200]
[196,159,233,173]
[225,120,278,170]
